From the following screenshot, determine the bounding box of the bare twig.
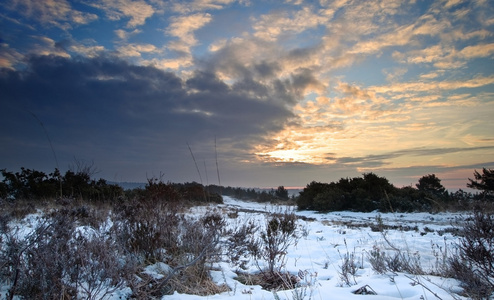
[405,275,444,300]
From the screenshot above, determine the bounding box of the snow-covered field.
[169,196,465,300]
[3,196,468,300]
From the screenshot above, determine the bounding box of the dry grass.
[0,199,37,220]
[235,271,299,291]
[168,265,230,296]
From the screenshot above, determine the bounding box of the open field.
[2,195,480,300]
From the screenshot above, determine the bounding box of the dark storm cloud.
[290,68,324,95]
[0,54,294,181]
[185,70,229,93]
[253,60,281,79]
[198,40,320,106]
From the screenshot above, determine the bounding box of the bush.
[224,210,300,290]
[0,199,227,299]
[111,199,226,296]
[259,211,299,274]
[0,209,134,300]
[313,188,344,211]
[297,181,330,210]
[449,210,494,299]
[225,219,259,270]
[112,200,182,262]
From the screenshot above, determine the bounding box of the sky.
[1,0,493,190]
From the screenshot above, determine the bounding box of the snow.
[3,196,468,300]
[145,196,466,300]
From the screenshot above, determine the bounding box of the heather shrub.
[9,212,75,299]
[67,232,135,300]
[111,199,226,297]
[225,219,259,270]
[448,210,494,299]
[1,209,133,300]
[259,211,299,275]
[0,200,228,299]
[0,199,37,220]
[224,209,300,290]
[112,199,183,262]
[368,246,387,274]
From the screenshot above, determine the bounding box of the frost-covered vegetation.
[0,167,493,299]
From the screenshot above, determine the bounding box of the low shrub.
[0,199,227,299]
[225,219,259,270]
[225,210,300,290]
[258,211,299,275]
[0,209,134,300]
[111,199,226,297]
[448,210,494,299]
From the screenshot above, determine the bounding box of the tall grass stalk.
[187,142,206,201]
[28,110,62,198]
[215,136,221,189]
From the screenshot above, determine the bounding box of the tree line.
[1,166,493,212]
[0,168,219,204]
[297,169,493,212]
[0,167,123,201]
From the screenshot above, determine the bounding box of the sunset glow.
[1,0,493,189]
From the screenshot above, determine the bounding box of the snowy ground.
[4,196,468,300]
[167,196,466,300]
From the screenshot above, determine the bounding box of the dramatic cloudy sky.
[1,0,493,189]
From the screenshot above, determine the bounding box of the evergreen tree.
[416,174,446,196]
[467,168,494,200]
[275,186,289,200]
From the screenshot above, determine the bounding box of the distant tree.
[275,186,289,200]
[297,181,330,210]
[362,172,395,201]
[258,190,274,202]
[313,187,344,211]
[416,174,446,196]
[389,186,422,212]
[0,168,58,199]
[450,189,474,209]
[1,167,123,201]
[297,173,472,212]
[467,168,494,200]
[63,170,91,198]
